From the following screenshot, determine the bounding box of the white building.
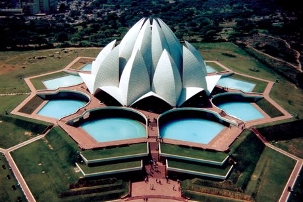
[21,0,57,15]
[80,18,221,107]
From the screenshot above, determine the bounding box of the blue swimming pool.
[81,118,146,142]
[217,102,264,121]
[43,75,83,89]
[38,99,86,119]
[206,65,217,73]
[160,118,224,144]
[80,64,92,71]
[217,77,255,92]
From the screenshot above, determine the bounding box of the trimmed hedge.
[258,119,303,141]
[0,115,48,134]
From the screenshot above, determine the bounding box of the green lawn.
[0,94,28,114]
[78,160,141,174]
[195,42,278,82]
[228,130,250,153]
[256,98,284,118]
[257,120,303,158]
[168,159,232,176]
[182,190,243,202]
[161,143,228,162]
[231,131,265,190]
[251,147,296,201]
[0,95,49,148]
[270,80,303,118]
[0,156,26,202]
[288,166,303,202]
[274,139,303,159]
[11,127,82,202]
[0,117,46,148]
[81,143,147,160]
[0,48,99,94]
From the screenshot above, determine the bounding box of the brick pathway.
[129,178,184,201]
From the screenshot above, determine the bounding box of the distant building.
[21,0,57,15]
[0,8,23,16]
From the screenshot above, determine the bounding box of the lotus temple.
[10,17,293,201]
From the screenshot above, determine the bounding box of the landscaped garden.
[161,143,228,162]
[81,143,147,162]
[0,42,302,201]
[10,127,130,201]
[0,156,26,202]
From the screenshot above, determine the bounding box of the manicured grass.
[274,138,303,159]
[256,98,284,118]
[288,166,303,202]
[257,120,303,158]
[252,147,296,201]
[182,190,243,202]
[160,143,228,162]
[81,143,147,160]
[0,118,42,148]
[181,178,252,201]
[230,131,265,190]
[0,114,49,148]
[0,95,48,148]
[78,160,141,174]
[167,159,232,176]
[11,127,82,201]
[258,119,303,141]
[0,48,100,94]
[270,80,303,118]
[30,71,70,90]
[0,94,28,114]
[195,42,278,82]
[0,156,26,202]
[228,130,250,153]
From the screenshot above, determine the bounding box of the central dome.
[80,18,221,107]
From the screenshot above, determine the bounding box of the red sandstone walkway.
[0,133,49,202]
[129,178,184,201]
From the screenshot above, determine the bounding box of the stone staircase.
[146,141,167,179]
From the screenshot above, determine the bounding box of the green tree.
[56,32,69,42]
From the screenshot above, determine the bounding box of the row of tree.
[0,0,302,49]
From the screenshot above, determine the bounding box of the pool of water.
[206,65,217,73]
[43,75,83,89]
[38,99,86,119]
[81,118,146,142]
[160,118,224,144]
[217,77,255,92]
[217,102,264,121]
[80,64,92,71]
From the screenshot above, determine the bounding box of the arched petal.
[119,50,150,106]
[152,50,182,106]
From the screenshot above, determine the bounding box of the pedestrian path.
[0,126,53,202]
[250,127,302,202]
